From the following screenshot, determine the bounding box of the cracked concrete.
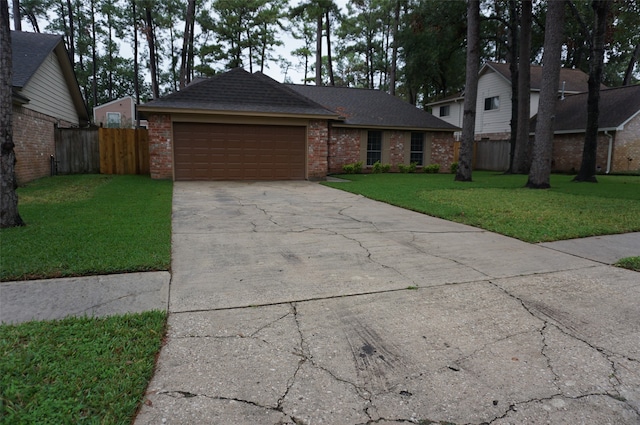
[131,181,640,425]
[0,272,170,324]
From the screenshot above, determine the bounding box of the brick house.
[531,84,640,174]
[11,31,90,184]
[139,68,458,181]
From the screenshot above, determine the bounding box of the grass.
[616,257,640,272]
[323,171,640,243]
[1,175,173,281]
[0,311,166,424]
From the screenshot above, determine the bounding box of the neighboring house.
[139,68,458,181]
[530,84,640,174]
[93,96,147,128]
[427,62,598,141]
[12,31,89,184]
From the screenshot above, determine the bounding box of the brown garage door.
[173,123,306,180]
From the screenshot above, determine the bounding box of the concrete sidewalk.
[133,181,639,425]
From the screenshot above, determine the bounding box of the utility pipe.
[604,130,613,174]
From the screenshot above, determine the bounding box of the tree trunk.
[11,0,19,30]
[325,9,334,86]
[513,0,532,174]
[456,0,480,182]
[315,13,322,85]
[527,0,566,189]
[90,0,97,108]
[506,0,519,174]
[66,0,73,66]
[1,0,24,228]
[145,4,159,99]
[389,0,400,96]
[179,0,195,89]
[574,0,609,183]
[623,43,640,86]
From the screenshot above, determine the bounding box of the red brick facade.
[612,114,640,173]
[13,106,74,185]
[148,114,173,179]
[328,127,361,173]
[388,130,405,170]
[552,133,612,173]
[307,120,329,180]
[431,132,456,172]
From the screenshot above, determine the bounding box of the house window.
[439,105,450,117]
[106,112,121,128]
[367,131,382,165]
[410,133,424,166]
[484,96,500,111]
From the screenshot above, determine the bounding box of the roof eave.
[331,123,459,132]
[137,105,340,120]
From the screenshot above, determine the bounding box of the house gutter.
[604,130,613,174]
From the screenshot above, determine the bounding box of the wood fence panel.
[99,128,149,175]
[55,128,100,174]
[453,140,510,171]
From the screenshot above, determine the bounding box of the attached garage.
[173,123,306,181]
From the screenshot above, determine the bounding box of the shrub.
[450,162,459,174]
[424,163,440,174]
[372,161,391,173]
[399,162,418,173]
[343,161,363,174]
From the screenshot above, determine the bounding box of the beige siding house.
[93,96,146,128]
[12,31,89,183]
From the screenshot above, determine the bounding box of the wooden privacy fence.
[99,128,149,175]
[55,127,100,174]
[454,140,510,171]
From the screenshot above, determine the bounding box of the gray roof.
[485,62,606,93]
[141,68,338,118]
[12,31,63,88]
[288,84,459,130]
[530,84,640,133]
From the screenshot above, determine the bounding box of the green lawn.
[323,172,640,243]
[616,256,640,272]
[1,175,173,281]
[0,311,166,424]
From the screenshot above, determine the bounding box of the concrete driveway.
[135,181,640,425]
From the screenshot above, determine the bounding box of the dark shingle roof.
[530,84,640,133]
[12,31,63,88]
[288,84,459,130]
[141,69,337,117]
[485,62,606,93]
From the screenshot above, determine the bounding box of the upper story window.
[439,105,450,117]
[484,96,500,111]
[106,112,121,128]
[367,131,382,166]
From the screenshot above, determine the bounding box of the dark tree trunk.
[455,0,480,182]
[11,0,19,30]
[506,0,519,174]
[389,0,400,96]
[623,43,640,86]
[513,0,532,174]
[1,0,24,228]
[179,0,195,89]
[144,4,159,99]
[574,0,609,183]
[66,0,73,66]
[325,10,334,86]
[527,0,566,189]
[90,0,97,108]
[315,13,322,86]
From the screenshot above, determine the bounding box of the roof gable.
[141,68,337,118]
[12,31,63,89]
[530,84,640,133]
[288,85,458,131]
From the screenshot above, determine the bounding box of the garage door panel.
[174,123,306,181]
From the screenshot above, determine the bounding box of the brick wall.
[307,120,329,180]
[148,114,173,179]
[612,114,640,173]
[13,106,73,185]
[431,132,456,172]
[328,127,361,173]
[552,133,610,173]
[388,130,405,170]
